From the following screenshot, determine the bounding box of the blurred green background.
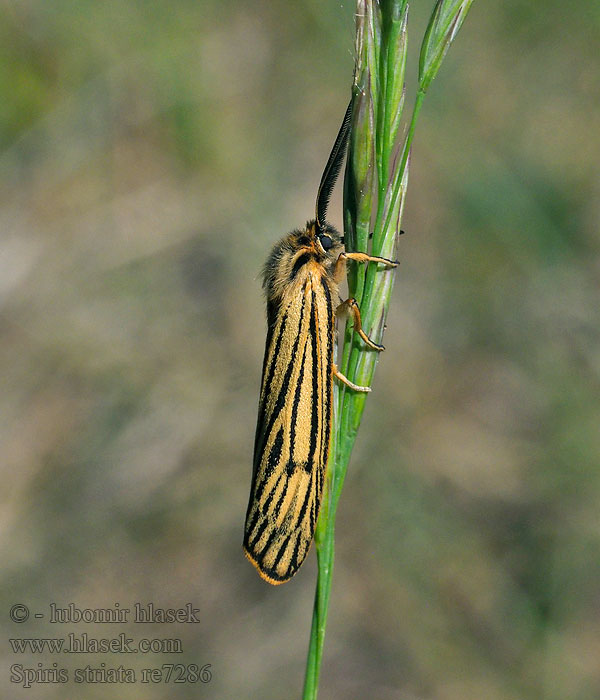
[1,1,599,698]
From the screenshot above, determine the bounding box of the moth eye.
[320,235,333,251]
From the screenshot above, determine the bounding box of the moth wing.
[244,275,334,584]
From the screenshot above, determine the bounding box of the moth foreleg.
[333,251,398,282]
[343,251,398,266]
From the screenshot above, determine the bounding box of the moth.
[243,101,397,584]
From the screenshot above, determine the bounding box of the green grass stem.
[302,2,475,697]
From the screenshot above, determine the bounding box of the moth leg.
[337,298,385,351]
[333,364,371,393]
[344,251,398,266]
[333,250,398,282]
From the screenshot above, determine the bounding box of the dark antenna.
[315,99,353,231]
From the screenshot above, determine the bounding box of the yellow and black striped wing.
[244,271,334,584]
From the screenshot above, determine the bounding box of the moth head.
[305,220,343,258]
[317,231,334,252]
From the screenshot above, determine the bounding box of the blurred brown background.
[1,1,599,698]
